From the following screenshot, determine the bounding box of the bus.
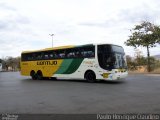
[21,44,128,82]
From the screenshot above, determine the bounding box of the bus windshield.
[98,44,127,70]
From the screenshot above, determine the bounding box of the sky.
[0,0,160,58]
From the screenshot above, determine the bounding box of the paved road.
[0,72,160,114]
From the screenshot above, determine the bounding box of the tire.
[37,71,43,80]
[30,71,37,80]
[51,77,57,80]
[85,71,96,83]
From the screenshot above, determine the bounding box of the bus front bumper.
[101,72,128,81]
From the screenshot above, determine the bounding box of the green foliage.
[126,53,160,72]
[124,21,160,72]
[136,56,147,66]
[125,21,160,48]
[126,55,137,70]
[150,58,160,71]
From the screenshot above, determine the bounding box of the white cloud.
[0,0,160,58]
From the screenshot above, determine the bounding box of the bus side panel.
[53,58,99,79]
[21,60,63,77]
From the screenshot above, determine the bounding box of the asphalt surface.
[0,72,160,114]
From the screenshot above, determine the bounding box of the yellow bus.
[21,44,128,82]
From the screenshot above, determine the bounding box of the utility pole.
[49,34,54,48]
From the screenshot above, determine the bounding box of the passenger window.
[80,46,95,58]
[35,52,43,60]
[66,48,80,58]
[54,50,65,59]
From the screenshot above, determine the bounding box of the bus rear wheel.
[37,71,43,80]
[85,71,96,83]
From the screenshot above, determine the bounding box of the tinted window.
[111,45,124,53]
[98,45,111,54]
[80,46,95,58]
[35,52,43,60]
[98,44,126,70]
[21,53,33,61]
[66,48,76,58]
[54,50,66,59]
[21,45,95,61]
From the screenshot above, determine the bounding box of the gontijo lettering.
[37,61,57,65]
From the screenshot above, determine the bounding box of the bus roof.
[21,43,122,53]
[22,45,75,53]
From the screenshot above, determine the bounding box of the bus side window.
[66,48,77,58]
[66,48,71,58]
[26,54,30,61]
[79,48,86,57]
[59,50,66,58]
[54,54,59,59]
[83,51,88,57]
[80,46,95,58]
[35,52,42,60]
[54,50,65,59]
[48,51,54,59]
[75,51,80,57]
[28,53,34,61]
[54,50,59,59]
[43,52,49,60]
[59,53,65,58]
[68,52,75,58]
[45,55,49,59]
[88,51,94,57]
[39,52,43,60]
[77,47,84,58]
[22,54,27,61]
[49,53,54,59]
[74,48,81,58]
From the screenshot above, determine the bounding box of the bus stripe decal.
[55,59,73,74]
[55,58,84,74]
[63,58,84,74]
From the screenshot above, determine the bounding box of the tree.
[134,49,147,66]
[125,21,160,72]
[1,56,21,71]
[126,55,137,70]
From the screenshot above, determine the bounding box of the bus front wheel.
[85,71,96,83]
